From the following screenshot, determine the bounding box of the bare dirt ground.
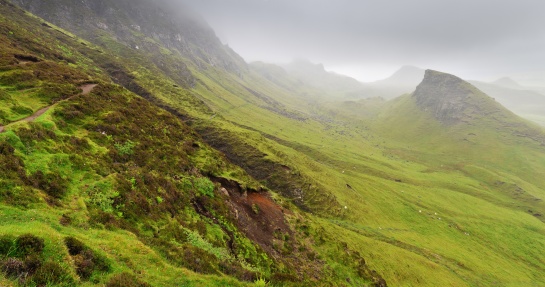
[210,176,292,254]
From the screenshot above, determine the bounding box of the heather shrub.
[106,272,151,287]
[64,236,110,280]
[1,257,24,278]
[15,234,44,256]
[32,261,72,286]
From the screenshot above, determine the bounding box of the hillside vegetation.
[2,0,545,286]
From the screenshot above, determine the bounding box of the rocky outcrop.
[413,70,494,124]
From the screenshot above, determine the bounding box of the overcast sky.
[176,0,544,85]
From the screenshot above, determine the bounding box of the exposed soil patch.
[213,177,291,254]
[0,84,97,133]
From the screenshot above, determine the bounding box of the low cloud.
[174,0,545,84]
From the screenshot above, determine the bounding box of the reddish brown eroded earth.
[213,177,292,254]
[235,191,291,245]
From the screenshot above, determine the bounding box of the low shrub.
[0,70,35,86]
[1,257,24,278]
[180,244,219,275]
[0,186,39,207]
[23,254,42,274]
[253,277,268,287]
[114,140,136,156]
[106,272,151,287]
[32,261,72,286]
[16,123,57,145]
[86,181,120,214]
[0,235,44,280]
[64,236,110,280]
[0,235,15,256]
[29,171,69,199]
[15,234,44,256]
[37,83,79,103]
[194,177,215,197]
[219,260,257,282]
[73,252,95,280]
[0,141,15,155]
[64,237,85,256]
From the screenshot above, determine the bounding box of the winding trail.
[0,84,97,133]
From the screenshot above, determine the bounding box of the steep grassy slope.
[11,0,347,217]
[0,2,387,286]
[5,1,545,287]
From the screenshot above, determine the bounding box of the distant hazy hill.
[470,80,545,125]
[364,65,545,125]
[279,59,376,99]
[366,65,425,99]
[491,77,524,89]
[376,69,545,145]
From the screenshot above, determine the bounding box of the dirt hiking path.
[0,84,97,133]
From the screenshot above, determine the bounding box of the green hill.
[2,1,545,286]
[0,1,386,286]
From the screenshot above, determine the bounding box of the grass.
[0,205,248,287]
[2,0,545,286]
[118,39,545,286]
[180,60,545,285]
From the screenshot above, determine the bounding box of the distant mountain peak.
[279,59,369,96]
[383,65,424,81]
[418,69,464,84]
[286,59,326,72]
[365,65,424,99]
[413,70,499,124]
[396,65,424,73]
[491,77,523,89]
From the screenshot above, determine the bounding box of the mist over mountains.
[178,0,545,85]
[1,0,545,286]
[260,59,545,126]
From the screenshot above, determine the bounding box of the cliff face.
[11,0,247,83]
[413,70,499,124]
